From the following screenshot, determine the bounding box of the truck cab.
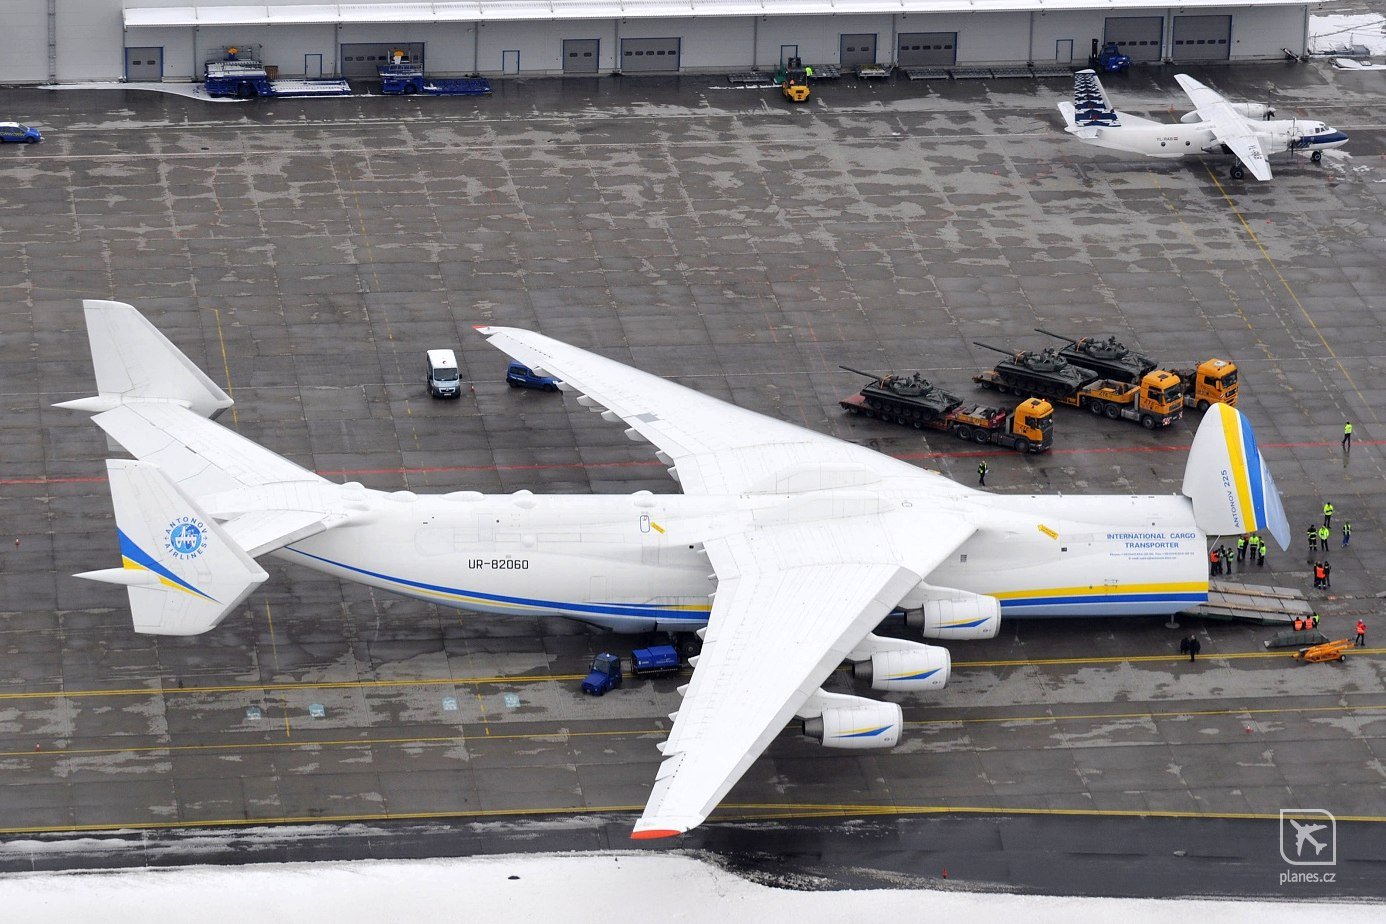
[1136,370,1184,420]
[581,653,623,695]
[1012,398,1054,450]
[1190,359,1237,409]
[426,349,461,398]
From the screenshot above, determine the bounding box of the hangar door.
[840,34,877,67]
[1172,16,1231,61]
[125,47,162,81]
[341,42,425,78]
[621,38,680,72]
[897,33,957,66]
[1103,17,1163,63]
[563,39,600,73]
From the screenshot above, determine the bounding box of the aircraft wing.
[631,510,976,837]
[477,327,946,496]
[1174,74,1272,181]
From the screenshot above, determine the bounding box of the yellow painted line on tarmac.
[907,700,1386,728]
[1203,164,1376,424]
[210,306,239,429]
[4,799,1385,838]
[0,648,1381,704]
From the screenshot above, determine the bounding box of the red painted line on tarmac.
[2,438,1377,487]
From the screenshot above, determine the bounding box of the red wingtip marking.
[630,829,681,840]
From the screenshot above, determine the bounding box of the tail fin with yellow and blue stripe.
[1182,403,1290,550]
[75,459,267,635]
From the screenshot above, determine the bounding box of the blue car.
[0,123,42,144]
[506,361,559,391]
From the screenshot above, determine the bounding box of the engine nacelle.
[904,593,1000,640]
[852,646,951,692]
[1181,102,1273,124]
[801,699,902,750]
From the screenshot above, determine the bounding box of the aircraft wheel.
[1312,150,1323,164]
[1230,165,1245,180]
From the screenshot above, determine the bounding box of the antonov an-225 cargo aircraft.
[62,300,1289,838]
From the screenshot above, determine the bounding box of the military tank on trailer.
[1034,329,1158,385]
[854,369,964,418]
[971,342,1099,399]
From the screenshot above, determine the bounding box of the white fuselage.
[1077,116,1349,161]
[274,481,1209,632]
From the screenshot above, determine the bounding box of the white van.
[425,349,461,398]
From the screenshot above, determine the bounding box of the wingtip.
[630,828,683,841]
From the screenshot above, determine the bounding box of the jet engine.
[903,591,1000,640]
[852,645,950,693]
[801,698,902,750]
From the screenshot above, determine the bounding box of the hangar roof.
[124,0,1312,28]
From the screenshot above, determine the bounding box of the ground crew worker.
[977,461,988,486]
[1307,523,1318,553]
[1313,561,1325,589]
[1319,525,1331,550]
[1323,560,1331,589]
[1323,502,1334,529]
[1356,619,1367,647]
[1256,536,1266,567]
[1312,612,1320,628]
[1293,616,1305,632]
[1237,535,1247,562]
[1343,421,1353,452]
[804,65,814,78]
[1181,634,1201,662]
[1209,547,1220,576]
[1342,522,1352,548]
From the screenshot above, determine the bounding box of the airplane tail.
[76,459,267,635]
[54,300,233,419]
[1182,403,1290,550]
[1069,69,1121,130]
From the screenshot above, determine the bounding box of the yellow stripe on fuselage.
[990,581,1207,601]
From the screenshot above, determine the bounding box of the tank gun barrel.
[972,341,1017,357]
[1034,328,1077,345]
[839,365,885,380]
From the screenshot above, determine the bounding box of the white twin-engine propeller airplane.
[63,300,1289,838]
[1058,69,1348,181]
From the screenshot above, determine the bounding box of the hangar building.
[3,0,1321,84]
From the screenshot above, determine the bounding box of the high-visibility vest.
[1345,423,1353,435]
[1324,503,1334,517]
[1315,564,1325,579]
[1293,617,1304,631]
[1319,527,1330,542]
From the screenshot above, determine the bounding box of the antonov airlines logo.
[164,516,208,560]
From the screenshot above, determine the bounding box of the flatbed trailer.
[378,65,491,96]
[204,61,351,99]
[973,368,1182,429]
[840,393,1052,452]
[1034,330,1238,410]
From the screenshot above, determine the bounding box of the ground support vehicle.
[1090,41,1131,73]
[1292,639,1354,663]
[204,60,351,98]
[378,64,491,96]
[1035,330,1238,409]
[973,342,1182,429]
[776,57,812,102]
[426,349,461,399]
[0,122,41,143]
[582,653,623,695]
[506,361,559,391]
[1169,359,1239,410]
[839,367,1052,452]
[630,645,681,677]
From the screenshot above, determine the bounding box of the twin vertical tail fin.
[54,300,233,418]
[1182,404,1291,550]
[76,460,267,635]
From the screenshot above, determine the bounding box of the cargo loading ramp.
[1183,581,1314,625]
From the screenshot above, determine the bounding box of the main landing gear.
[1230,165,1245,180]
[1311,150,1323,164]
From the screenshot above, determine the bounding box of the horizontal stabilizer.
[55,300,232,418]
[83,459,267,635]
[1182,404,1290,550]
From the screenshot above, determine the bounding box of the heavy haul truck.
[839,368,1053,453]
[1034,329,1238,410]
[971,342,1183,430]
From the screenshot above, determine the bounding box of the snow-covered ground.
[0,853,1377,922]
[1311,12,1386,54]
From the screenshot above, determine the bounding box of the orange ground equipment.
[1292,639,1354,663]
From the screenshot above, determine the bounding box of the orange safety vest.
[1293,617,1304,631]
[1358,621,1367,635]
[1315,564,1325,580]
